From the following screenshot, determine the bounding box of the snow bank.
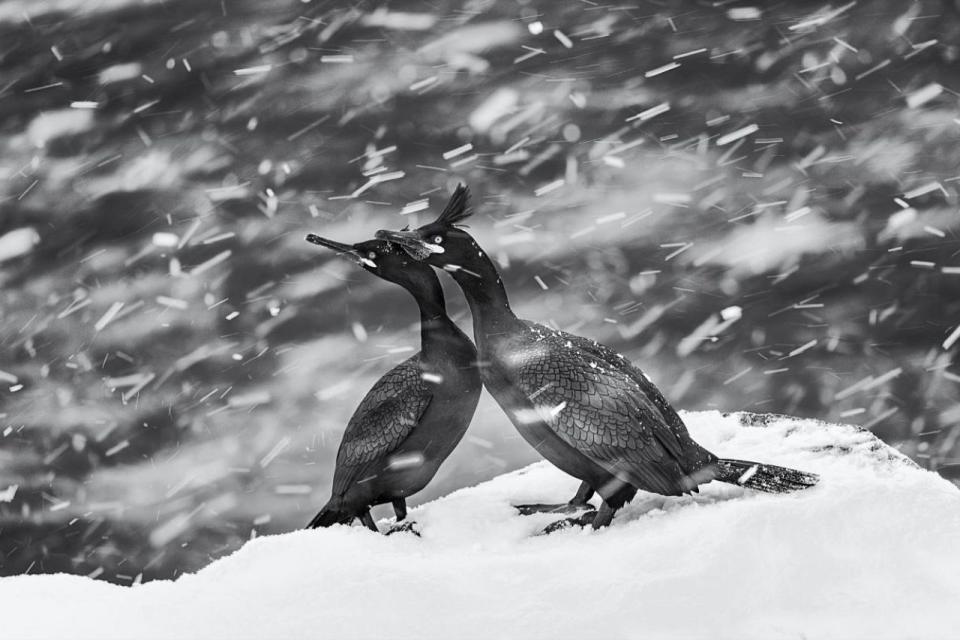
[2,412,958,640]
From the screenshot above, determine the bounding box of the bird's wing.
[511,325,704,494]
[330,354,432,497]
[522,321,712,467]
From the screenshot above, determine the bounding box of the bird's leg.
[385,499,422,536]
[392,498,407,522]
[514,481,596,515]
[569,481,594,507]
[358,509,379,533]
[591,500,616,529]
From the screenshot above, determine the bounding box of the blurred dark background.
[1,0,959,584]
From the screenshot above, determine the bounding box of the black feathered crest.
[433,183,473,227]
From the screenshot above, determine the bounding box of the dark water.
[1,0,959,583]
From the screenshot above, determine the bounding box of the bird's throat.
[446,246,520,344]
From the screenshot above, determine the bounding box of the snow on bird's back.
[1,411,958,640]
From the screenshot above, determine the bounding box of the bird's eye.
[433,235,443,244]
[367,251,376,260]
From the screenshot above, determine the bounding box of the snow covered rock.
[2,411,958,639]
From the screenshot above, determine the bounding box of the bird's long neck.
[409,275,462,365]
[447,242,520,343]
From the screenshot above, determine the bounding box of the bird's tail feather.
[714,458,819,493]
[306,500,352,529]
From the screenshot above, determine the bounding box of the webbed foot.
[385,520,421,537]
[514,502,588,515]
[539,510,598,535]
[515,481,595,515]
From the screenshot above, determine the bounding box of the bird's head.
[375,183,479,270]
[305,234,438,292]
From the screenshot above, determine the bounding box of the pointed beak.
[305,234,373,267]
[306,234,356,255]
[375,229,443,261]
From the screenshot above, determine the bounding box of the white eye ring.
[367,251,376,259]
[433,235,443,244]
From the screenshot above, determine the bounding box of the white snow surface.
[2,411,958,640]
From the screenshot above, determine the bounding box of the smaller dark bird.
[304,234,481,534]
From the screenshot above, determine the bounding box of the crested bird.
[376,185,818,530]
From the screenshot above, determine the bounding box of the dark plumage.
[304,234,481,533]
[377,185,818,529]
